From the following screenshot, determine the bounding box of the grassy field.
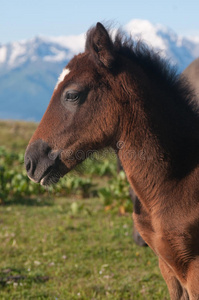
[0,120,169,299]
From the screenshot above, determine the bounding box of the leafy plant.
[0,147,96,203]
[77,150,117,177]
[0,146,132,213]
[0,147,45,202]
[98,171,133,214]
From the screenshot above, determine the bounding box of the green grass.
[0,121,169,299]
[0,120,37,152]
[0,197,168,300]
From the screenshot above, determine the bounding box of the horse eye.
[65,90,79,102]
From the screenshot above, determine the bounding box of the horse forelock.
[55,68,71,90]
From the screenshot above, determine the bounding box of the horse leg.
[159,259,189,300]
[133,221,148,247]
[185,258,199,299]
[130,189,147,247]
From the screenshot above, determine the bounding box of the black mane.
[113,30,198,108]
[86,24,199,117]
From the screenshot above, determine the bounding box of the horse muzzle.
[24,139,67,186]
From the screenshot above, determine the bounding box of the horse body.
[25,23,199,299]
[183,57,199,99]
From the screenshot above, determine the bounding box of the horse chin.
[40,171,61,186]
[40,161,69,187]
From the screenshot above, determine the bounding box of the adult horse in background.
[25,23,199,299]
[123,56,199,247]
[183,57,199,99]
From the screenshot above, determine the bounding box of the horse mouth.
[39,163,70,186]
[26,158,68,187]
[39,167,61,186]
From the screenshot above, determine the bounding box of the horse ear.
[86,22,115,68]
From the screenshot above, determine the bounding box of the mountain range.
[0,19,199,121]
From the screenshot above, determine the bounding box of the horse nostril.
[26,160,31,172]
[48,150,61,161]
[25,155,36,178]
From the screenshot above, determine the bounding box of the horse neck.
[118,112,169,208]
[116,65,199,208]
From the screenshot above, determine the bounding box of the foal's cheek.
[61,98,79,113]
[60,107,77,127]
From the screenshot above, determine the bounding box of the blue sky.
[1,0,199,44]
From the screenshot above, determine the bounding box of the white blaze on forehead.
[55,68,70,90]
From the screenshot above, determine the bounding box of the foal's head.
[25,23,130,185]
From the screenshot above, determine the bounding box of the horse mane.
[86,25,199,115]
[114,31,178,83]
[115,31,199,108]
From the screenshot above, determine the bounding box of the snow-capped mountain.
[125,20,199,69]
[0,19,199,121]
[0,33,85,70]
